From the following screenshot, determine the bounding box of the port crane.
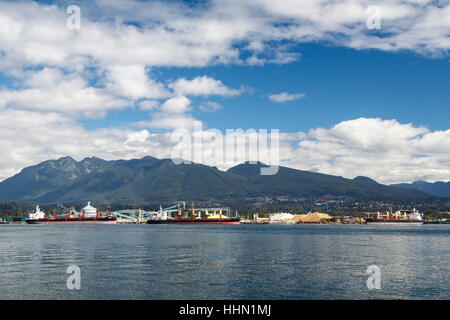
[309,201,329,214]
[112,203,182,223]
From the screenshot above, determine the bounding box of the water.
[0,224,448,300]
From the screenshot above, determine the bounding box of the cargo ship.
[147,203,240,225]
[26,202,117,224]
[365,208,424,225]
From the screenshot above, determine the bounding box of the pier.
[113,202,234,224]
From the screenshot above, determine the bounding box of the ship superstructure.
[29,205,45,220]
[365,208,424,225]
[147,202,240,225]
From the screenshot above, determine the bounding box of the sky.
[0,0,449,184]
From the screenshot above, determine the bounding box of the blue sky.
[0,0,449,184]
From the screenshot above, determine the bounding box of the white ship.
[82,201,99,218]
[29,205,45,220]
[365,208,424,225]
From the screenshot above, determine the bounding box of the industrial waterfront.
[1,200,448,225]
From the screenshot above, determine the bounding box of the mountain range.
[0,156,437,205]
[391,181,450,198]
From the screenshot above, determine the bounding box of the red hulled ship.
[25,202,117,224]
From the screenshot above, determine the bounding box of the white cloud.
[0,68,128,118]
[1,0,447,75]
[281,118,450,184]
[199,101,223,112]
[134,96,202,130]
[138,100,159,111]
[105,64,169,100]
[169,76,243,97]
[159,96,191,114]
[269,92,305,102]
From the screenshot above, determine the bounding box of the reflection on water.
[0,224,448,299]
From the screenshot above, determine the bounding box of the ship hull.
[26,217,117,225]
[147,218,240,225]
[365,219,423,225]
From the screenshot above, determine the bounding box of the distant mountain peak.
[353,176,378,184]
[57,156,76,162]
[411,180,432,185]
[33,156,79,173]
[55,156,79,171]
[392,180,450,198]
[227,161,269,177]
[81,156,101,161]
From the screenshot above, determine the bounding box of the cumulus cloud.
[159,96,191,114]
[282,118,450,184]
[199,101,223,112]
[169,76,243,97]
[269,92,305,102]
[134,96,202,131]
[0,1,448,74]
[138,100,159,111]
[0,68,128,118]
[105,65,169,100]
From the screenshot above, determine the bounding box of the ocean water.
[0,224,448,300]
